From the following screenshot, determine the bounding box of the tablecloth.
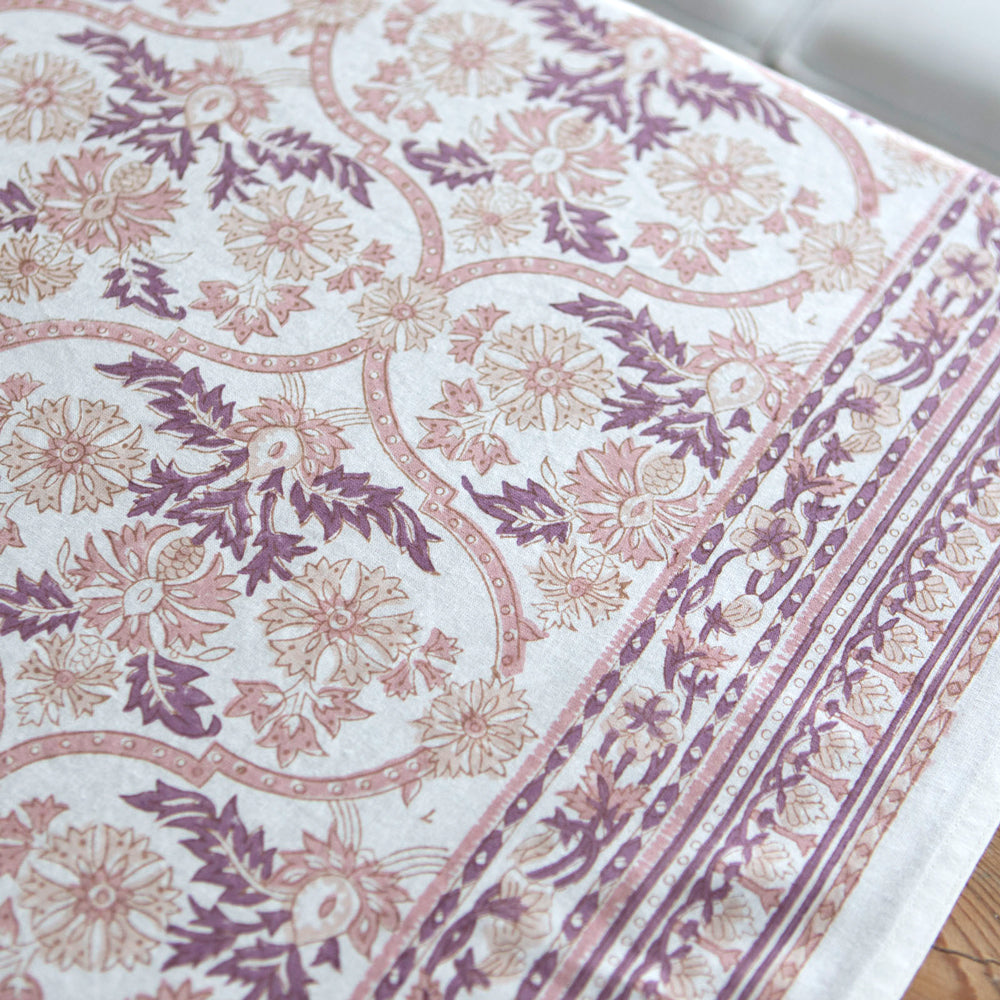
[0,1,997,998]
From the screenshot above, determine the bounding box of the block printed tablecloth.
[0,0,997,998]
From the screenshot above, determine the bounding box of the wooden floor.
[904,828,1000,999]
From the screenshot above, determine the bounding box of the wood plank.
[904,827,1000,1000]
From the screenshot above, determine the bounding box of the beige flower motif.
[350,275,450,351]
[414,678,535,777]
[880,134,951,186]
[604,686,683,761]
[650,134,782,226]
[911,574,952,614]
[261,558,418,685]
[932,243,999,298]
[480,868,552,978]
[604,17,703,77]
[795,217,887,292]
[529,542,630,629]
[881,621,920,663]
[478,324,613,431]
[0,234,79,303]
[450,182,533,252]
[411,12,533,97]
[131,981,212,1000]
[731,505,808,575]
[170,56,273,134]
[220,186,355,281]
[0,53,99,141]
[15,633,119,726]
[38,147,184,254]
[20,824,180,971]
[0,396,146,513]
[849,374,900,431]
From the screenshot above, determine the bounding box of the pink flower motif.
[170,56,273,134]
[70,523,239,653]
[731,505,808,575]
[486,108,627,201]
[0,53,99,142]
[191,279,313,344]
[226,396,349,486]
[565,439,701,568]
[37,148,183,253]
[604,17,703,77]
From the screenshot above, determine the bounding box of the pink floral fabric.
[0,1,996,999]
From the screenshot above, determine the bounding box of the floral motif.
[170,56,273,134]
[529,542,630,629]
[605,686,684,760]
[731,505,808,575]
[480,869,552,977]
[0,53,99,141]
[70,523,239,652]
[291,0,377,30]
[450,182,533,252]
[650,134,782,226]
[849,374,900,431]
[350,275,451,351]
[226,396,348,485]
[0,395,146,513]
[411,12,533,97]
[477,324,613,431]
[414,678,535,777]
[795,217,887,291]
[37,148,184,253]
[932,243,999,297]
[565,438,702,568]
[261,558,417,685]
[220,186,355,281]
[486,108,627,201]
[0,234,79,303]
[19,824,180,971]
[14,633,119,726]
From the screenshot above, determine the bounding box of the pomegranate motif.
[288,873,362,945]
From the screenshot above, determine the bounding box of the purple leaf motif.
[97,353,239,451]
[554,295,731,476]
[103,257,187,320]
[208,143,265,208]
[0,570,78,639]
[124,651,222,738]
[0,182,37,232]
[461,475,570,545]
[62,29,174,100]
[541,200,626,263]
[507,0,610,54]
[669,70,797,144]
[402,139,493,189]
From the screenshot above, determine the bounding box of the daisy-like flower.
[20,824,180,971]
[261,558,418,685]
[0,395,146,513]
[350,275,450,351]
[880,134,952,186]
[565,439,700,568]
[70,523,239,653]
[170,56,273,134]
[226,395,348,486]
[0,233,79,303]
[849,374,900,431]
[932,243,999,298]
[220,186,355,281]
[15,633,119,726]
[530,542,630,629]
[650,134,782,226]
[0,53,99,141]
[414,678,535,777]
[477,324,613,431]
[604,686,683,760]
[731,505,807,575]
[450,182,533,252]
[486,107,627,201]
[411,12,533,97]
[795,217,887,292]
[37,148,183,254]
